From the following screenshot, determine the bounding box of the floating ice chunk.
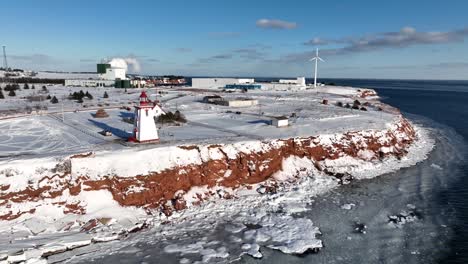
[200,247,229,263]
[243,229,257,241]
[225,223,246,234]
[7,252,26,263]
[241,243,262,258]
[258,215,322,254]
[229,235,242,243]
[430,163,443,170]
[254,230,271,243]
[341,203,356,210]
[206,240,220,246]
[63,239,92,250]
[388,206,420,228]
[180,258,191,264]
[25,258,48,264]
[353,222,367,234]
[41,244,68,258]
[92,234,119,243]
[164,241,205,255]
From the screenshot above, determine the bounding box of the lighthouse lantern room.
[131,91,163,143]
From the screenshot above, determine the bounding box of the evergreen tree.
[8,90,16,97]
[42,86,48,91]
[77,98,84,103]
[31,85,35,89]
[24,83,30,89]
[46,94,52,100]
[103,91,109,98]
[85,91,93,99]
[174,110,187,123]
[5,84,20,91]
[0,90,4,99]
[50,96,59,104]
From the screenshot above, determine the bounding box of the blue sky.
[2,0,468,79]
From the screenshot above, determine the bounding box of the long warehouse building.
[191,78,255,89]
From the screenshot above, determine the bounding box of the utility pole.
[61,101,65,122]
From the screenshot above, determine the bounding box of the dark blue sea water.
[322,78,468,263]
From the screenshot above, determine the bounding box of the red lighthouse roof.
[139,91,149,105]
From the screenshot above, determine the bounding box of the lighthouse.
[131,91,164,143]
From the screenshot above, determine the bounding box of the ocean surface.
[322,78,468,263]
[75,79,468,264]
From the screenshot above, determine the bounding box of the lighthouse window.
[145,110,149,116]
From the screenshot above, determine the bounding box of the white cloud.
[299,26,468,59]
[256,19,297,30]
[304,37,330,46]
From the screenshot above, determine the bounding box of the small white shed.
[272,116,289,127]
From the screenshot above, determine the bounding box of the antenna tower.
[2,45,8,70]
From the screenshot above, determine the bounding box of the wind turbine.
[310,48,324,88]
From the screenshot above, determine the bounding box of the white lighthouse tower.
[131,91,164,143]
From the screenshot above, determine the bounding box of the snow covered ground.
[0,84,394,157]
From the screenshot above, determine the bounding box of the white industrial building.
[100,66,126,80]
[191,77,308,91]
[220,98,258,107]
[278,77,306,86]
[260,77,307,91]
[65,58,130,87]
[64,79,115,87]
[97,58,129,81]
[191,78,255,89]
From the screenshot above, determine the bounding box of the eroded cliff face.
[0,117,416,221]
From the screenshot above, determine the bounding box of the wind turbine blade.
[318,57,324,62]
[310,58,317,61]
